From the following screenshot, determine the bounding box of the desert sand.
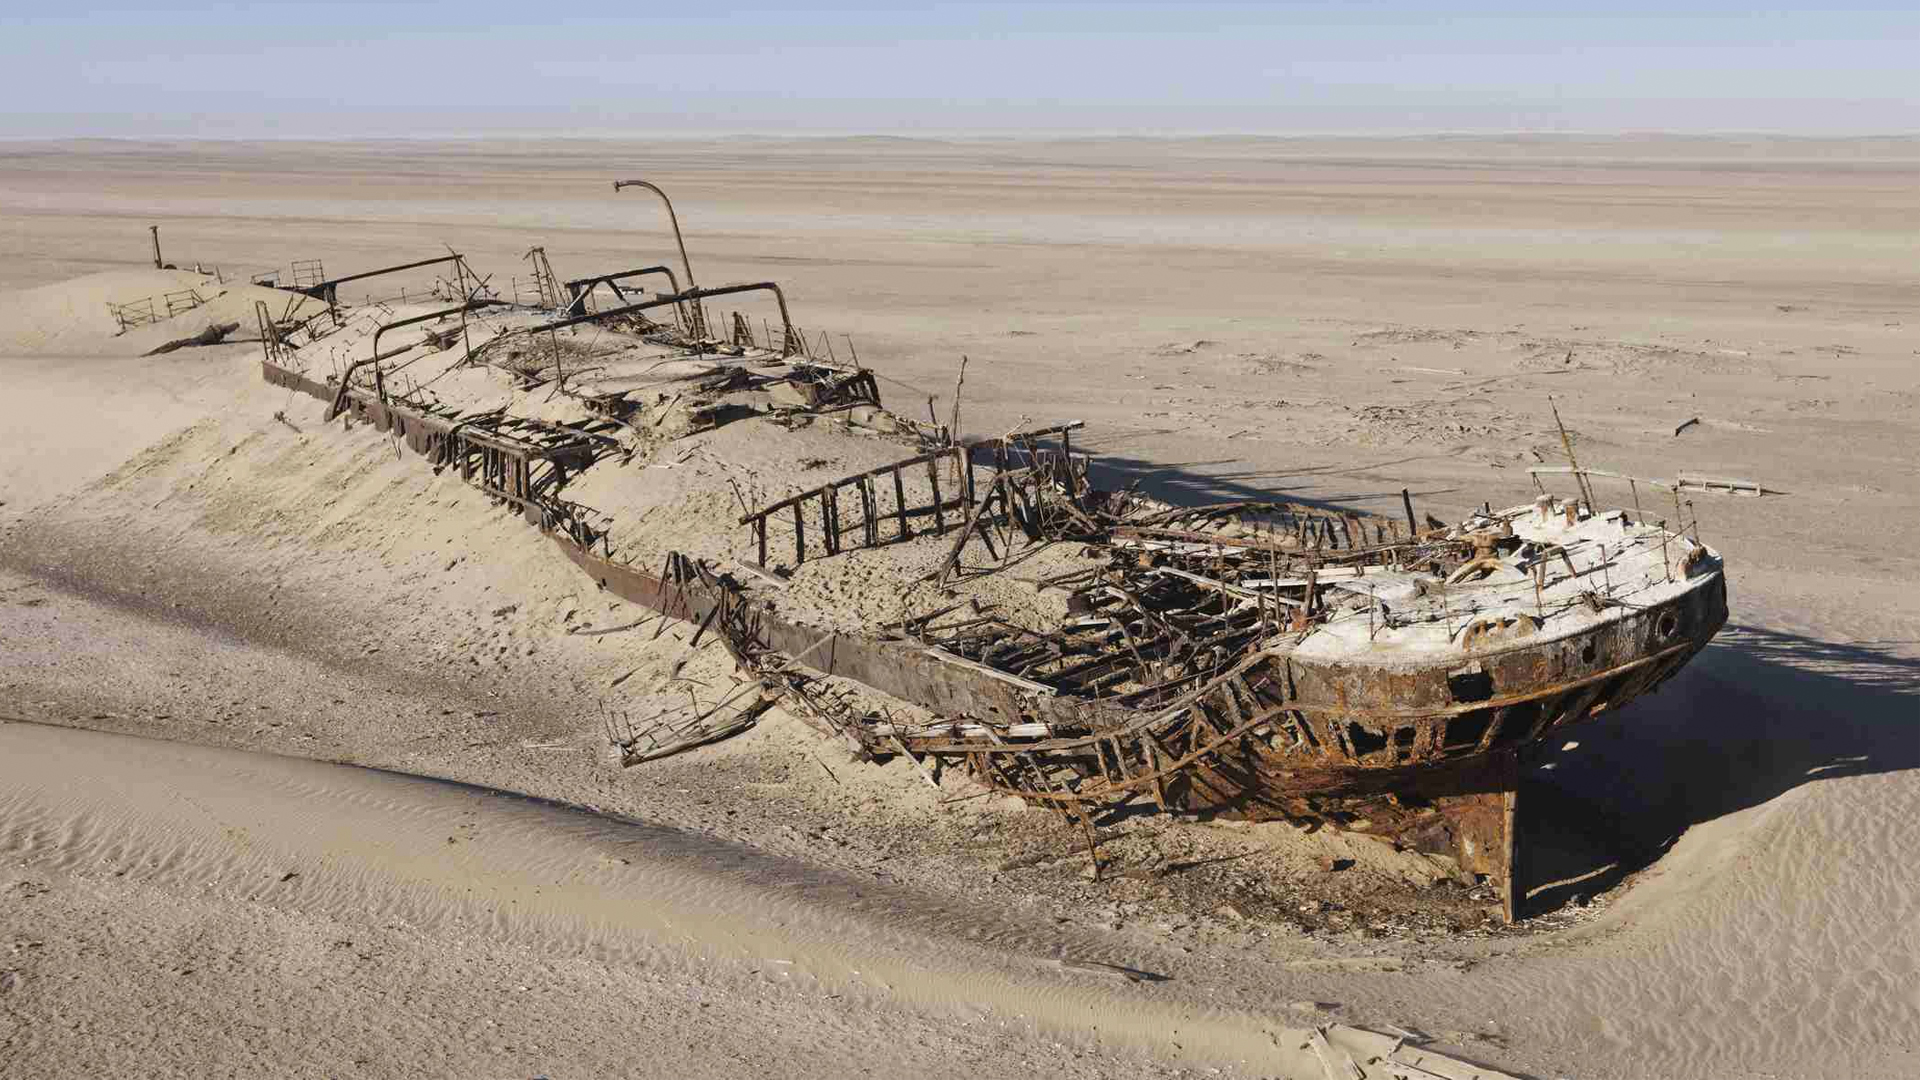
[1,136,1916,1079]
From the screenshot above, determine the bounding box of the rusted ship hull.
[1169,573,1727,915]
[1187,569,1728,817]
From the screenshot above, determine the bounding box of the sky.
[4,1,1916,138]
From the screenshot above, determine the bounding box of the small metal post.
[1550,395,1595,510]
[149,225,163,269]
[929,460,945,533]
[892,467,909,540]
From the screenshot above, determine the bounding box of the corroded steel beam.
[562,265,681,316]
[519,281,795,348]
[302,253,467,298]
[324,299,499,421]
[611,179,700,331]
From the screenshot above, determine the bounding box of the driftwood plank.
[1307,1027,1364,1080]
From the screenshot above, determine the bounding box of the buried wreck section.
[257,286,1727,925]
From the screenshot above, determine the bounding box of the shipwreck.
[244,187,1729,922]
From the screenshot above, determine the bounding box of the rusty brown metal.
[297,252,472,319]
[515,281,797,356]
[611,179,701,330]
[562,265,682,317]
[261,347,1729,924]
[738,443,967,566]
[252,300,292,368]
[769,364,881,413]
[324,299,502,421]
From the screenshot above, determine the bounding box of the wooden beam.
[734,559,789,589]
[921,644,1058,696]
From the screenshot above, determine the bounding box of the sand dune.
[0,718,1339,1074]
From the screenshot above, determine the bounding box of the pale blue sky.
[5,2,1916,137]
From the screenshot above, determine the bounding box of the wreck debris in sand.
[250,196,1730,924]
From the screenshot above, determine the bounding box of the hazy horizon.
[6,131,1920,148]
[5,2,1916,140]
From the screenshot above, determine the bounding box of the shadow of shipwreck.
[1066,450,1912,918]
[1081,450,1464,520]
[1519,625,1920,911]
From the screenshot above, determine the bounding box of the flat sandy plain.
[1,136,1916,1079]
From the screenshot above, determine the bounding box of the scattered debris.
[569,617,650,637]
[1676,474,1776,497]
[604,684,776,767]
[1532,466,1782,498]
[144,321,240,355]
[1308,1026,1365,1079]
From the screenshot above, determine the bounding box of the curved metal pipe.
[326,299,499,420]
[519,281,794,355]
[612,179,703,336]
[561,265,681,317]
[369,300,498,362]
[303,253,470,321]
